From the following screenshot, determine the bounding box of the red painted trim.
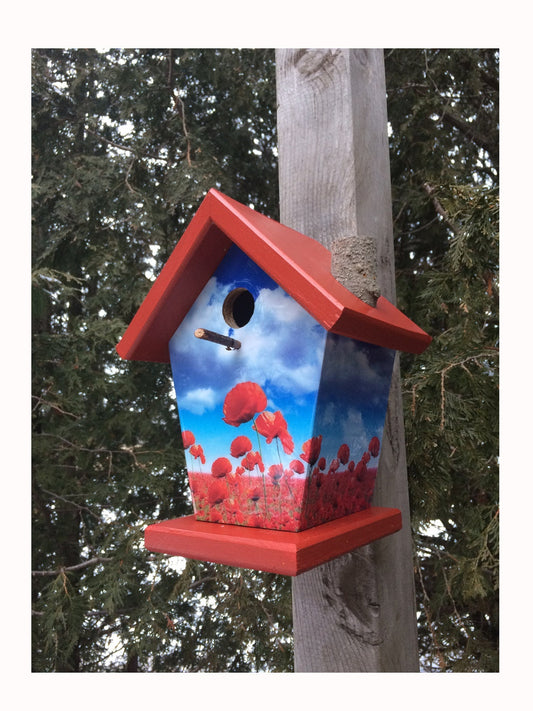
[117,189,431,362]
[144,507,402,576]
[116,221,232,362]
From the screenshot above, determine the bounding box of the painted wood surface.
[276,48,420,672]
[144,507,401,576]
[116,189,431,363]
[166,240,398,534]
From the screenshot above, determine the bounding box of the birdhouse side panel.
[298,335,396,529]
[168,245,328,531]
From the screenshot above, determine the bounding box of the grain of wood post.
[276,47,419,672]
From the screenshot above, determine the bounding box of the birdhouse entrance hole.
[223,288,255,328]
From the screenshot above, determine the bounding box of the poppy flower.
[267,464,284,484]
[337,443,350,465]
[348,460,355,472]
[329,458,340,473]
[289,459,305,475]
[209,509,223,522]
[368,436,380,458]
[248,513,263,527]
[355,460,367,481]
[313,470,324,489]
[247,486,262,503]
[317,457,326,471]
[284,467,295,482]
[222,382,267,427]
[207,480,227,506]
[362,451,371,465]
[300,435,322,466]
[211,457,232,478]
[189,444,206,464]
[230,435,253,458]
[253,411,294,455]
[235,465,245,476]
[182,430,195,449]
[225,498,240,517]
[241,450,264,473]
[226,470,239,487]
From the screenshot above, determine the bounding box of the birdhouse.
[116,189,431,575]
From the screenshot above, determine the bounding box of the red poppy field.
[187,463,379,532]
[181,380,382,532]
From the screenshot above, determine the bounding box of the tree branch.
[124,158,140,195]
[415,554,447,671]
[167,49,192,166]
[438,353,498,430]
[32,394,80,419]
[38,486,101,521]
[441,108,496,157]
[480,68,499,92]
[422,183,459,235]
[85,127,169,163]
[32,556,113,577]
[188,575,217,591]
[35,431,163,466]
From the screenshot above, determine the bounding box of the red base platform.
[144,507,402,576]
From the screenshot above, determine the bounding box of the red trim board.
[144,507,402,576]
[117,189,431,363]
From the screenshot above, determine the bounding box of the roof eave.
[116,189,432,362]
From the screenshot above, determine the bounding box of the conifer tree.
[386,49,499,671]
[32,48,291,672]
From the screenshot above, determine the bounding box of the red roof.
[116,188,431,363]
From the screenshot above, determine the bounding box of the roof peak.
[117,189,431,362]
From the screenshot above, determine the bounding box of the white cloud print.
[170,276,327,414]
[179,387,217,415]
[232,286,325,396]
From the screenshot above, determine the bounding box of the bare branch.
[32,556,113,577]
[167,49,173,89]
[124,158,140,195]
[166,51,192,167]
[189,575,217,591]
[422,183,459,235]
[38,487,101,521]
[172,91,192,166]
[35,431,163,463]
[85,127,168,163]
[415,555,447,671]
[32,395,80,419]
[441,108,496,156]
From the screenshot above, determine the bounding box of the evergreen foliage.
[32,48,290,673]
[386,49,499,671]
[32,48,498,672]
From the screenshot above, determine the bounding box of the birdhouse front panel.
[168,243,395,532]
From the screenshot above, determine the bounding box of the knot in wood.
[293,48,343,80]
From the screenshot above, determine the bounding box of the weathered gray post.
[276,48,419,672]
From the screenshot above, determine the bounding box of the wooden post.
[276,48,419,672]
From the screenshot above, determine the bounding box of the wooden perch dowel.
[194,328,241,350]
